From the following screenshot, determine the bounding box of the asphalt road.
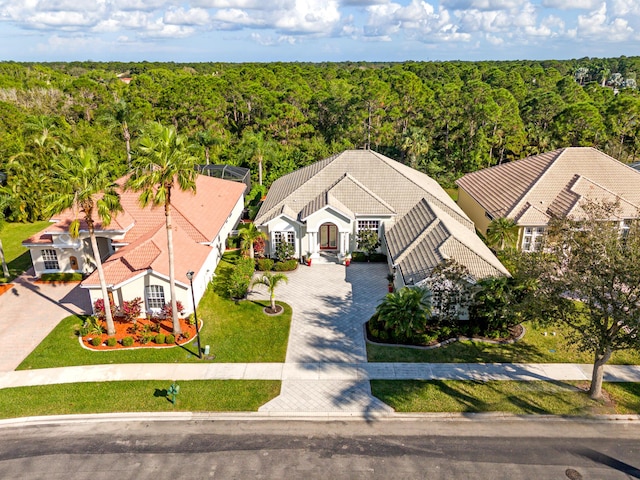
[1,417,639,479]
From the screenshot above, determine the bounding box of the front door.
[319,223,338,250]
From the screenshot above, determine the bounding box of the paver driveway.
[249,261,395,415]
[0,272,90,372]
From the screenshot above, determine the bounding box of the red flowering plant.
[163,300,186,319]
[254,236,266,258]
[93,298,116,320]
[121,297,143,323]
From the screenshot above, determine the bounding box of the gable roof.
[456,147,640,224]
[256,149,471,226]
[386,199,509,284]
[257,149,507,284]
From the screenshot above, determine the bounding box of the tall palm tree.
[48,147,122,336]
[100,99,140,169]
[251,271,288,311]
[486,217,519,251]
[238,223,267,259]
[126,122,198,336]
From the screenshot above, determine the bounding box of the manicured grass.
[18,253,291,369]
[371,380,640,415]
[0,380,280,419]
[367,321,640,365]
[0,221,50,283]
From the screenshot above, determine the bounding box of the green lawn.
[371,380,640,415]
[367,321,640,365]
[18,252,291,369]
[444,187,458,202]
[0,380,280,419]
[0,221,50,283]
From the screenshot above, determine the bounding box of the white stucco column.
[308,232,317,256]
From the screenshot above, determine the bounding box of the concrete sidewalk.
[3,362,640,389]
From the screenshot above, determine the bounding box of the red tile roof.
[25,174,245,287]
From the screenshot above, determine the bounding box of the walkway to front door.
[251,261,394,415]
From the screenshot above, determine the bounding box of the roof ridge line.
[341,172,397,214]
[572,175,640,210]
[504,148,566,219]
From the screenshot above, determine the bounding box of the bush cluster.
[273,259,298,271]
[122,336,134,347]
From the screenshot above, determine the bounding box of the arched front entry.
[319,222,338,250]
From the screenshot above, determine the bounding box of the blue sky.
[0,0,638,62]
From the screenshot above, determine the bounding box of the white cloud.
[610,0,640,16]
[541,0,600,10]
[164,7,210,26]
[575,2,635,41]
[442,0,527,10]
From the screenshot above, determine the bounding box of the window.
[522,227,545,252]
[621,219,632,239]
[273,231,295,248]
[41,249,59,270]
[145,285,165,311]
[357,220,380,233]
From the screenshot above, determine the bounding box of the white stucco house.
[254,149,508,292]
[23,174,246,316]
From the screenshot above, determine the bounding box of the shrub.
[226,235,241,249]
[93,298,116,320]
[121,297,142,323]
[106,337,117,347]
[122,336,134,347]
[139,334,153,345]
[91,336,102,347]
[181,331,191,340]
[275,242,295,260]
[166,334,176,344]
[163,300,186,319]
[274,259,298,271]
[155,334,166,344]
[83,316,104,336]
[41,272,83,282]
[227,257,255,299]
[256,258,274,272]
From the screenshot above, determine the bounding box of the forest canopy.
[1,57,639,222]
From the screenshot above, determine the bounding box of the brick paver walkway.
[249,261,394,415]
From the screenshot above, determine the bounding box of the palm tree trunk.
[89,231,116,336]
[123,124,132,169]
[165,198,182,336]
[270,291,275,310]
[0,239,9,278]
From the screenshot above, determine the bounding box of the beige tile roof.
[256,149,472,225]
[457,147,640,225]
[256,149,507,284]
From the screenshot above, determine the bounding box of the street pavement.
[2,260,640,417]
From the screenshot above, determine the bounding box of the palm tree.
[375,287,432,341]
[0,194,10,279]
[126,122,198,336]
[238,223,267,259]
[251,271,288,311]
[486,217,519,251]
[47,147,123,336]
[100,99,140,169]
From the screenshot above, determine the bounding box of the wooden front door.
[319,224,338,250]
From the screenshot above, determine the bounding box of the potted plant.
[306,252,312,266]
[386,273,395,292]
[344,252,352,266]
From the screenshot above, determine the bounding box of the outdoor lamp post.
[185,270,202,359]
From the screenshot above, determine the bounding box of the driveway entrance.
[249,261,394,415]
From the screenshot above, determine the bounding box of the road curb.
[1,411,639,429]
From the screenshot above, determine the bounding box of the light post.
[185,270,202,359]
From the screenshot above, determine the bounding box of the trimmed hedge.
[274,259,298,271]
[255,258,274,272]
[40,272,83,282]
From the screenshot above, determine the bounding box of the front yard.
[18,253,291,369]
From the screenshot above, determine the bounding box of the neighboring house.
[254,149,508,293]
[456,147,640,252]
[23,175,246,316]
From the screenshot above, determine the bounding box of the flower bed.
[82,316,197,350]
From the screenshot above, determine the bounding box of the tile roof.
[26,174,245,287]
[257,149,507,284]
[456,147,640,224]
[386,199,509,284]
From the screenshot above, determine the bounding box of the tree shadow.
[571,448,640,478]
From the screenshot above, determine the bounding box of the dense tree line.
[1,57,639,222]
